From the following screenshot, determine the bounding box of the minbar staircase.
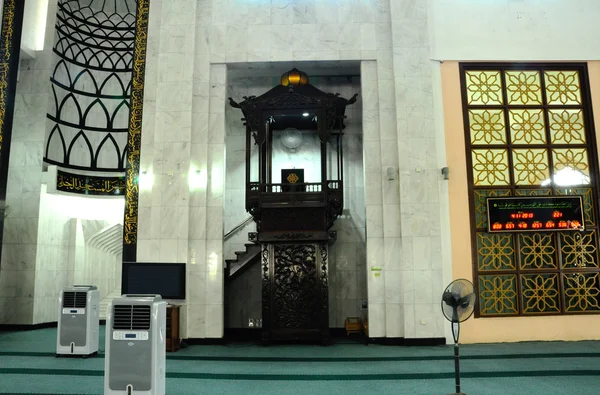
[225,242,261,281]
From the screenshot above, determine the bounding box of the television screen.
[122,262,186,300]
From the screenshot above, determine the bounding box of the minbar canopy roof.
[229,68,358,144]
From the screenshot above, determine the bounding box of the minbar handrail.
[223,215,254,241]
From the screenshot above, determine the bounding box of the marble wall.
[137,0,449,339]
[0,0,57,325]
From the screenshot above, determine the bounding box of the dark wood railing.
[248,180,342,194]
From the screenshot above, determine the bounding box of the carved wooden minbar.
[229,69,356,343]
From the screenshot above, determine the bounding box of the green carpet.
[0,327,599,394]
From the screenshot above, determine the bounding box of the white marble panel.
[188,239,207,272]
[338,23,361,51]
[208,113,225,143]
[314,0,338,24]
[375,23,392,50]
[365,205,383,238]
[384,270,402,303]
[412,236,431,269]
[194,26,210,55]
[400,203,431,237]
[137,239,160,262]
[385,303,404,337]
[192,113,209,144]
[367,302,385,337]
[177,239,188,263]
[156,82,193,113]
[205,304,223,337]
[292,0,316,24]
[176,206,190,240]
[207,144,225,206]
[383,237,402,271]
[186,304,206,338]
[413,303,436,338]
[335,270,357,300]
[246,25,271,53]
[335,242,357,271]
[413,269,433,304]
[382,204,400,238]
[0,270,17,297]
[159,239,178,262]
[189,207,207,240]
[206,208,223,241]
[270,0,294,24]
[360,23,376,51]
[315,24,341,51]
[382,177,399,206]
[187,270,206,305]
[160,206,178,238]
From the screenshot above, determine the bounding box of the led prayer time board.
[486,196,584,233]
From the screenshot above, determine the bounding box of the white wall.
[71,219,122,319]
[32,185,124,323]
[429,0,600,61]
[21,0,49,57]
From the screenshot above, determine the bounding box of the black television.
[122,262,186,300]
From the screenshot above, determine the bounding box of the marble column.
[0,0,57,325]
[390,0,445,338]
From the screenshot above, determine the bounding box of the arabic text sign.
[487,196,584,232]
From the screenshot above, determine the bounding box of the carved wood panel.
[262,243,329,342]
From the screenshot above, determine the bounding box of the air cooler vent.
[113,305,151,330]
[62,291,87,308]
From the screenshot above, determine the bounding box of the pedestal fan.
[441,279,476,395]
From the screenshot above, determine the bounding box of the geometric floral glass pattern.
[509,109,546,144]
[477,233,516,271]
[552,148,590,179]
[521,273,560,313]
[466,71,503,105]
[549,109,586,144]
[519,233,556,269]
[563,273,600,312]
[514,188,552,197]
[472,149,510,186]
[512,149,549,185]
[469,109,506,145]
[556,188,595,226]
[560,231,598,269]
[544,71,582,105]
[478,275,518,315]
[505,71,542,105]
[462,64,600,316]
[474,189,511,229]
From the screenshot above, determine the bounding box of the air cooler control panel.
[62,308,85,314]
[112,331,149,341]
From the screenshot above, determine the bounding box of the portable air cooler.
[56,285,100,356]
[104,294,167,395]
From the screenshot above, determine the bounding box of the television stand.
[166,305,181,352]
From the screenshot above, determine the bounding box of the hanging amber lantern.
[281,68,309,86]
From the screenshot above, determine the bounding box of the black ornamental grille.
[112,305,151,330]
[62,291,87,308]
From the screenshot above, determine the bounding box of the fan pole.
[454,339,461,394]
[451,321,463,395]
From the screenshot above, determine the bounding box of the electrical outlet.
[248,318,255,328]
[256,319,262,328]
